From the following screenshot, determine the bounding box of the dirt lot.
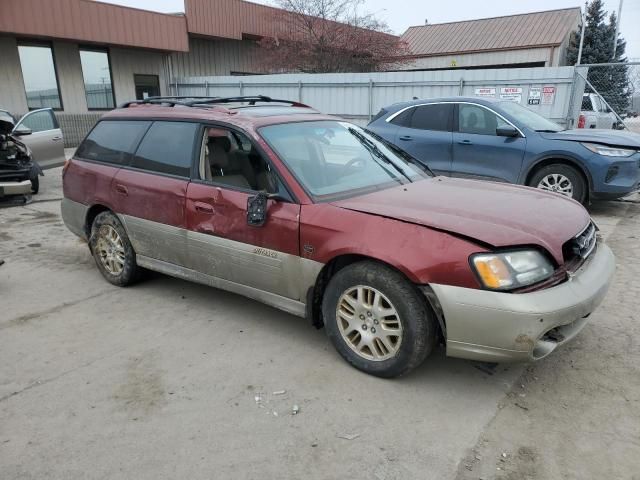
[1,169,639,480]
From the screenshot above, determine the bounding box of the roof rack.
[119,95,310,109]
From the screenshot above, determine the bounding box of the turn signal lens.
[472,256,513,289]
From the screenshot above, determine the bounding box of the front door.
[391,103,454,176]
[14,108,65,167]
[451,103,526,184]
[185,126,301,300]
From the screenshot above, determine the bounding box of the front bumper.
[430,243,615,363]
[0,179,32,197]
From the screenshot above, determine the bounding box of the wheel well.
[525,158,591,192]
[84,204,110,237]
[306,255,442,341]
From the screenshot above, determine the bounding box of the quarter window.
[132,122,198,177]
[17,44,62,110]
[79,49,115,109]
[76,121,150,165]
[458,104,508,136]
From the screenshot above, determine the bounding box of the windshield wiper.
[364,128,435,176]
[347,127,412,183]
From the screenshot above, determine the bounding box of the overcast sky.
[99,0,640,59]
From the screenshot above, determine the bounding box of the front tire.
[322,261,437,378]
[528,164,586,204]
[89,211,140,286]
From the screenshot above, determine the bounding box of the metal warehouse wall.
[174,66,582,126]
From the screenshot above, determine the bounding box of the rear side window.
[131,121,198,177]
[409,104,452,131]
[581,96,593,111]
[389,108,415,127]
[76,120,150,165]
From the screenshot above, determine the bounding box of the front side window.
[201,127,278,193]
[18,44,62,110]
[18,109,57,133]
[132,122,198,177]
[79,49,115,109]
[76,121,150,165]
[458,104,508,136]
[497,101,563,132]
[260,121,429,200]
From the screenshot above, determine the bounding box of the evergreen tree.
[566,0,630,114]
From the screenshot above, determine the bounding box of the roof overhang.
[1,0,189,52]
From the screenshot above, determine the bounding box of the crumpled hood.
[331,177,590,264]
[540,129,640,149]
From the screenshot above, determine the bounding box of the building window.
[17,43,62,110]
[134,75,160,100]
[80,49,115,110]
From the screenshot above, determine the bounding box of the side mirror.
[496,125,519,137]
[247,192,269,227]
[12,125,32,136]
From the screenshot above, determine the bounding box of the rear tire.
[528,164,586,204]
[322,261,437,378]
[89,211,140,286]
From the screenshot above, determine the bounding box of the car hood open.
[331,177,590,264]
[539,129,640,149]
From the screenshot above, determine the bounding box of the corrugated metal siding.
[405,48,553,70]
[0,36,28,114]
[110,47,169,105]
[175,67,578,126]
[186,0,281,40]
[170,37,264,77]
[1,0,189,52]
[402,8,581,56]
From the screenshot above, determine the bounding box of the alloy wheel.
[95,224,125,275]
[336,286,403,361]
[537,173,574,197]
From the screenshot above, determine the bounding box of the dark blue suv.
[367,97,640,203]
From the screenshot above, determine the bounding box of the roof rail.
[118,96,218,108]
[119,95,310,109]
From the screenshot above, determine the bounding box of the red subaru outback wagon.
[62,96,615,377]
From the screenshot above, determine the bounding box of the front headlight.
[471,250,554,291]
[582,142,636,157]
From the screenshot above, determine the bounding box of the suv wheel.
[529,164,586,204]
[322,261,437,378]
[89,211,140,286]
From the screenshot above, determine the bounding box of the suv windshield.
[259,120,430,200]
[497,101,564,132]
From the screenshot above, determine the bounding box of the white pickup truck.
[578,93,616,129]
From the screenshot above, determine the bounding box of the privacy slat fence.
[172,66,583,127]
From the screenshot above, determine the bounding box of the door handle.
[458,140,473,145]
[399,135,413,141]
[115,184,128,196]
[194,202,214,214]
[52,136,62,141]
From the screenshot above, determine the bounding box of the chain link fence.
[576,62,640,133]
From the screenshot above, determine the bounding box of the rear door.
[185,125,302,300]
[14,108,65,167]
[390,103,454,176]
[112,121,199,267]
[451,103,526,184]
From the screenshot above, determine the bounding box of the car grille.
[564,222,597,262]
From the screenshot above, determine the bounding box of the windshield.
[259,120,430,200]
[497,101,564,132]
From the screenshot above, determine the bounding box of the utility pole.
[577,1,587,65]
[612,0,623,59]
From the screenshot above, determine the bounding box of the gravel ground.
[0,169,638,480]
